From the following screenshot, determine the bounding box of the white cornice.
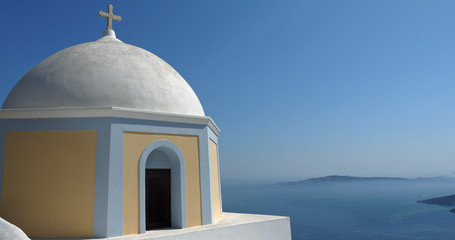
[0,107,220,135]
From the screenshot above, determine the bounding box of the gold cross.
[98,4,122,30]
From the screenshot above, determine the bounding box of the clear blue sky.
[1,1,455,180]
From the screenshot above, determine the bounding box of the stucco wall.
[209,139,221,221]
[0,130,97,238]
[123,132,201,235]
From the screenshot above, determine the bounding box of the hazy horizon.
[221,173,455,185]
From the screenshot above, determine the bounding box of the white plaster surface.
[0,217,30,240]
[2,35,205,117]
[32,213,292,240]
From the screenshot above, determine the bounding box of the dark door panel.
[146,169,171,229]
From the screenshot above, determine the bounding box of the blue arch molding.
[0,114,219,238]
[138,140,186,232]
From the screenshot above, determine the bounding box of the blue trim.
[112,117,205,130]
[138,140,187,233]
[122,123,205,136]
[199,127,213,225]
[103,123,124,237]
[0,117,205,132]
[93,123,111,237]
[93,122,124,237]
[0,118,110,131]
[208,128,218,143]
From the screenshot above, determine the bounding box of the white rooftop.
[2,31,205,117]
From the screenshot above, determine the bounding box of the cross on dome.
[98,4,122,30]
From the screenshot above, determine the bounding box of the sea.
[221,179,455,240]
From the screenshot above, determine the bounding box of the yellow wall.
[209,139,221,221]
[123,132,201,234]
[0,130,97,238]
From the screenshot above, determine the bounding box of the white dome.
[2,34,205,116]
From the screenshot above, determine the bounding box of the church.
[0,5,291,240]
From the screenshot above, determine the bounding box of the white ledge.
[31,213,291,240]
[0,107,220,135]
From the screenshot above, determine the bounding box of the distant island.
[277,175,455,185]
[417,195,455,206]
[417,195,455,214]
[277,175,455,215]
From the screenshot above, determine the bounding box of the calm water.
[221,180,455,240]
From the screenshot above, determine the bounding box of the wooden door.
[146,169,171,229]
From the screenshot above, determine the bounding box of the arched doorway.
[138,140,186,233]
